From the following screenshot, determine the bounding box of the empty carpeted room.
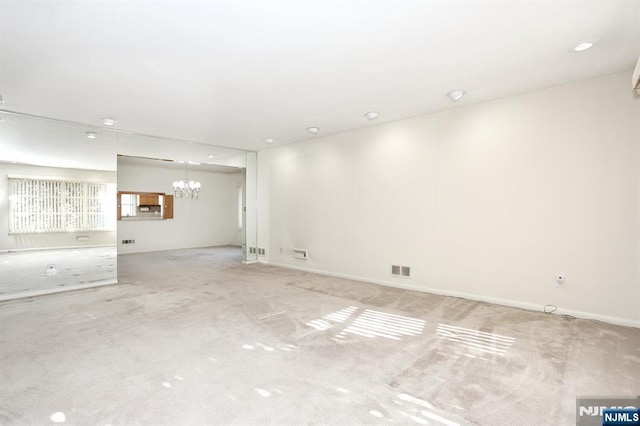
[1,1,639,425]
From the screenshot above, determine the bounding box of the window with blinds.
[8,176,117,234]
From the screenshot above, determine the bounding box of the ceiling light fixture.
[264,138,274,144]
[102,118,117,126]
[173,162,201,200]
[207,154,214,159]
[446,90,465,101]
[307,127,320,134]
[365,111,379,120]
[85,132,98,139]
[572,41,595,52]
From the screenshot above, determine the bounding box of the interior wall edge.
[261,260,640,329]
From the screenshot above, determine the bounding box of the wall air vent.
[391,264,411,278]
[292,248,308,260]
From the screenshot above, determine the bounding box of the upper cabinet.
[139,194,160,205]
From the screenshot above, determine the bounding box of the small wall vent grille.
[292,249,308,260]
[391,265,411,278]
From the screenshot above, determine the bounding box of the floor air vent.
[391,265,411,278]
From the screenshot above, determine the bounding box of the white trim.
[262,260,640,329]
[0,244,116,254]
[0,279,118,303]
[116,243,240,255]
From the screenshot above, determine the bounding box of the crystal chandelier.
[172,163,201,199]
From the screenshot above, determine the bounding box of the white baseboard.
[0,244,116,254]
[0,279,118,303]
[261,260,640,329]
[117,243,240,255]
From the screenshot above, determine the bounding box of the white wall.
[258,71,640,326]
[117,160,241,253]
[0,163,116,251]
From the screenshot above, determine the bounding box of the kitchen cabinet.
[163,195,174,219]
[117,192,173,220]
[139,194,159,205]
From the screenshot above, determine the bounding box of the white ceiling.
[0,111,118,170]
[118,155,242,174]
[0,110,247,171]
[1,0,639,152]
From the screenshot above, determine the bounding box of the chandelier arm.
[172,162,201,200]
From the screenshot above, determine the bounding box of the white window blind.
[8,176,117,234]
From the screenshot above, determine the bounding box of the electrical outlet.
[45,264,58,276]
[555,274,565,287]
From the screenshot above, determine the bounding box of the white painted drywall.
[0,163,116,250]
[117,160,241,254]
[258,71,640,325]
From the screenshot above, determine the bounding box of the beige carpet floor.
[0,246,638,425]
[0,246,116,299]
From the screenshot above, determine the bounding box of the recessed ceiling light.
[85,132,98,139]
[365,111,379,120]
[264,138,274,144]
[446,90,465,101]
[208,154,214,159]
[307,127,320,134]
[572,41,595,52]
[102,118,117,126]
